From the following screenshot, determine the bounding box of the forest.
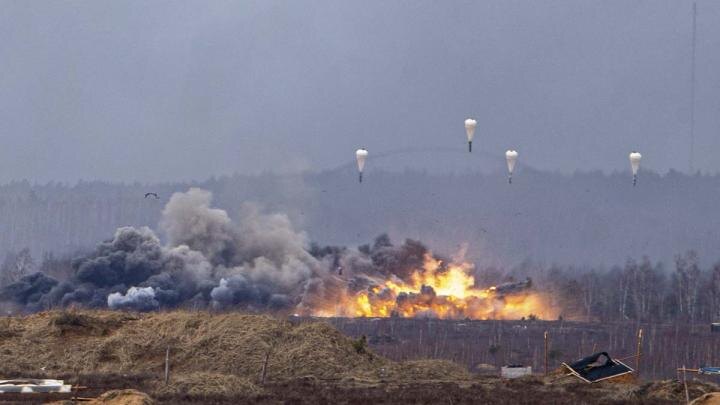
[0,168,718,323]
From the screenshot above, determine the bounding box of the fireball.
[313,254,557,320]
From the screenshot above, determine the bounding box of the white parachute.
[356,149,368,183]
[505,150,518,184]
[629,151,642,186]
[465,119,477,152]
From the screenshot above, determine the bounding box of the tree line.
[503,250,720,324]
[0,168,718,291]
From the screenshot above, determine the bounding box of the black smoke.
[0,188,437,314]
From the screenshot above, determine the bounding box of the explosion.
[0,188,558,320]
[310,254,557,320]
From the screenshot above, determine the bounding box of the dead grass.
[49,389,154,405]
[0,310,397,400]
[640,380,720,402]
[389,359,473,382]
[691,392,720,405]
[152,372,261,397]
[0,311,389,379]
[3,310,718,404]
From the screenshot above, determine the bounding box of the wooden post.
[260,349,271,385]
[164,347,170,385]
[635,328,643,378]
[683,365,690,404]
[72,369,78,402]
[544,331,549,376]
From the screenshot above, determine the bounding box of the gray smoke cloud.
[108,286,159,311]
[160,188,239,266]
[0,187,441,314]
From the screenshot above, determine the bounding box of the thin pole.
[544,331,549,376]
[689,1,697,173]
[683,364,690,404]
[164,347,170,385]
[260,350,270,385]
[636,328,643,378]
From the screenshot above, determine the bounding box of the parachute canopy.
[356,148,368,183]
[505,150,518,174]
[464,119,477,142]
[465,119,477,152]
[356,149,368,172]
[629,152,642,175]
[505,150,518,184]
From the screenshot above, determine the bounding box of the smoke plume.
[0,187,536,318]
[0,188,334,312]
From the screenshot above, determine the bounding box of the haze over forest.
[0,168,717,270]
[1,1,719,273]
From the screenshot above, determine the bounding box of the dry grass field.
[0,310,716,404]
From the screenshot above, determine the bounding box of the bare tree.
[675,251,701,322]
[580,271,599,321]
[0,248,34,287]
[631,257,662,322]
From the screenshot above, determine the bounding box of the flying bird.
[144,193,159,199]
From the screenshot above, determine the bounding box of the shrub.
[352,335,367,354]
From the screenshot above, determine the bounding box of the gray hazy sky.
[1,0,718,183]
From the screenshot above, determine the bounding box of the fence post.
[164,347,170,385]
[260,350,271,385]
[636,329,643,378]
[544,331,549,376]
[683,365,690,404]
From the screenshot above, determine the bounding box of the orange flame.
[313,254,558,320]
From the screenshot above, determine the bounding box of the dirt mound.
[471,363,497,375]
[638,380,719,403]
[268,321,388,380]
[93,389,155,405]
[0,310,388,382]
[48,311,139,337]
[692,392,720,405]
[153,372,261,397]
[49,389,154,405]
[9,310,712,404]
[0,310,407,400]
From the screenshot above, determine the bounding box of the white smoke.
[108,286,158,311]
